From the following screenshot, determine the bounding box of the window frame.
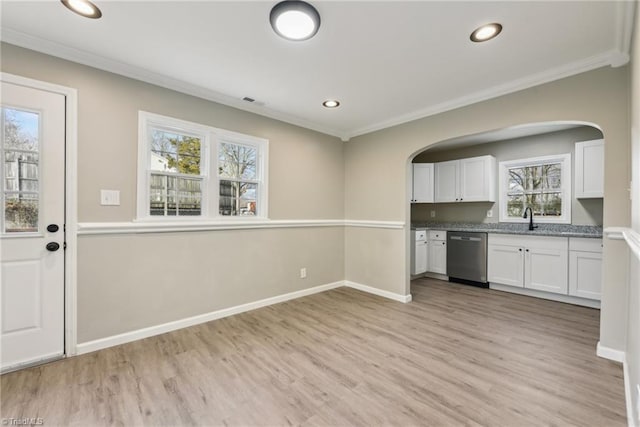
[498,153,572,224]
[136,111,268,221]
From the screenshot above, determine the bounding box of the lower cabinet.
[569,238,603,300]
[411,230,428,276]
[487,244,524,287]
[428,230,447,275]
[525,243,569,294]
[488,234,568,294]
[488,234,602,302]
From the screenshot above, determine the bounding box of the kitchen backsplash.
[412,202,498,224]
[411,199,603,226]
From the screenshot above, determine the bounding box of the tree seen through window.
[506,163,562,217]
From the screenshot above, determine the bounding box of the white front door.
[1,81,66,372]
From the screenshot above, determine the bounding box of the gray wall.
[1,42,633,377]
[627,5,640,425]
[344,66,630,354]
[411,126,604,225]
[1,43,346,343]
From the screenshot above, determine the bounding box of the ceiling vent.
[241,96,265,106]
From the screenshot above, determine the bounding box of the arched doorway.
[407,121,604,300]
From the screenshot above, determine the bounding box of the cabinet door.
[428,240,447,274]
[412,163,434,203]
[525,246,568,294]
[434,160,459,203]
[569,250,602,300]
[575,139,604,198]
[488,244,524,287]
[459,156,495,202]
[414,241,428,274]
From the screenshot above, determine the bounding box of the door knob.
[46,242,60,252]
[47,224,59,233]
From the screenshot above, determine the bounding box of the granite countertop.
[411,222,602,238]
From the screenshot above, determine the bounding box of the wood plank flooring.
[1,278,626,426]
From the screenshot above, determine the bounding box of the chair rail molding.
[604,227,640,261]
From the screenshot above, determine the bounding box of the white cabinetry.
[487,244,524,287]
[411,163,434,203]
[575,139,604,198]
[434,155,496,203]
[488,234,568,294]
[428,230,447,275]
[434,160,458,202]
[411,229,428,275]
[569,238,602,300]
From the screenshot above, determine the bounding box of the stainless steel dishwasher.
[446,231,488,287]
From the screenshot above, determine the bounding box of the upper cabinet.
[575,139,604,198]
[411,163,434,203]
[435,155,496,203]
[434,160,458,202]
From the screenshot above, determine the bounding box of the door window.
[1,107,40,233]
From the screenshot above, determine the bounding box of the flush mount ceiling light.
[60,0,102,18]
[322,100,340,108]
[470,23,502,42]
[270,1,321,41]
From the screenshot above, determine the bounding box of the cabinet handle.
[518,248,522,252]
[442,242,445,245]
[460,198,463,201]
[525,249,529,252]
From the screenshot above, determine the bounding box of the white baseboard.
[76,279,411,355]
[424,272,449,281]
[489,283,601,309]
[595,343,633,426]
[77,281,343,355]
[344,280,412,303]
[624,361,637,427]
[596,341,626,363]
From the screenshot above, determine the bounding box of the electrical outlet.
[430,210,436,218]
[300,268,307,279]
[487,209,493,218]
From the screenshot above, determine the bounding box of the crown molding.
[0,28,350,141]
[2,13,632,144]
[345,49,621,140]
[613,0,636,64]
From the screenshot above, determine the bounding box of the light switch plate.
[487,209,493,218]
[430,210,436,218]
[101,190,120,206]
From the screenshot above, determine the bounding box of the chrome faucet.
[523,207,538,231]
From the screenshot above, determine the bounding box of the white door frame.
[1,72,78,357]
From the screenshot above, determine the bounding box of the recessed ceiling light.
[60,0,102,19]
[470,23,502,42]
[270,1,321,41]
[322,100,340,108]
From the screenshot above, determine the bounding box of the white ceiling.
[0,1,635,141]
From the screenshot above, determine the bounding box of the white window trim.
[498,153,572,224]
[137,111,268,221]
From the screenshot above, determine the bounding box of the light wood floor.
[1,278,626,426]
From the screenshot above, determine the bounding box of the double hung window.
[499,154,571,223]
[137,112,268,220]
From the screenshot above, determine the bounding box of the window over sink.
[498,154,571,224]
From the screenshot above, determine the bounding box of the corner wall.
[626,2,640,424]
